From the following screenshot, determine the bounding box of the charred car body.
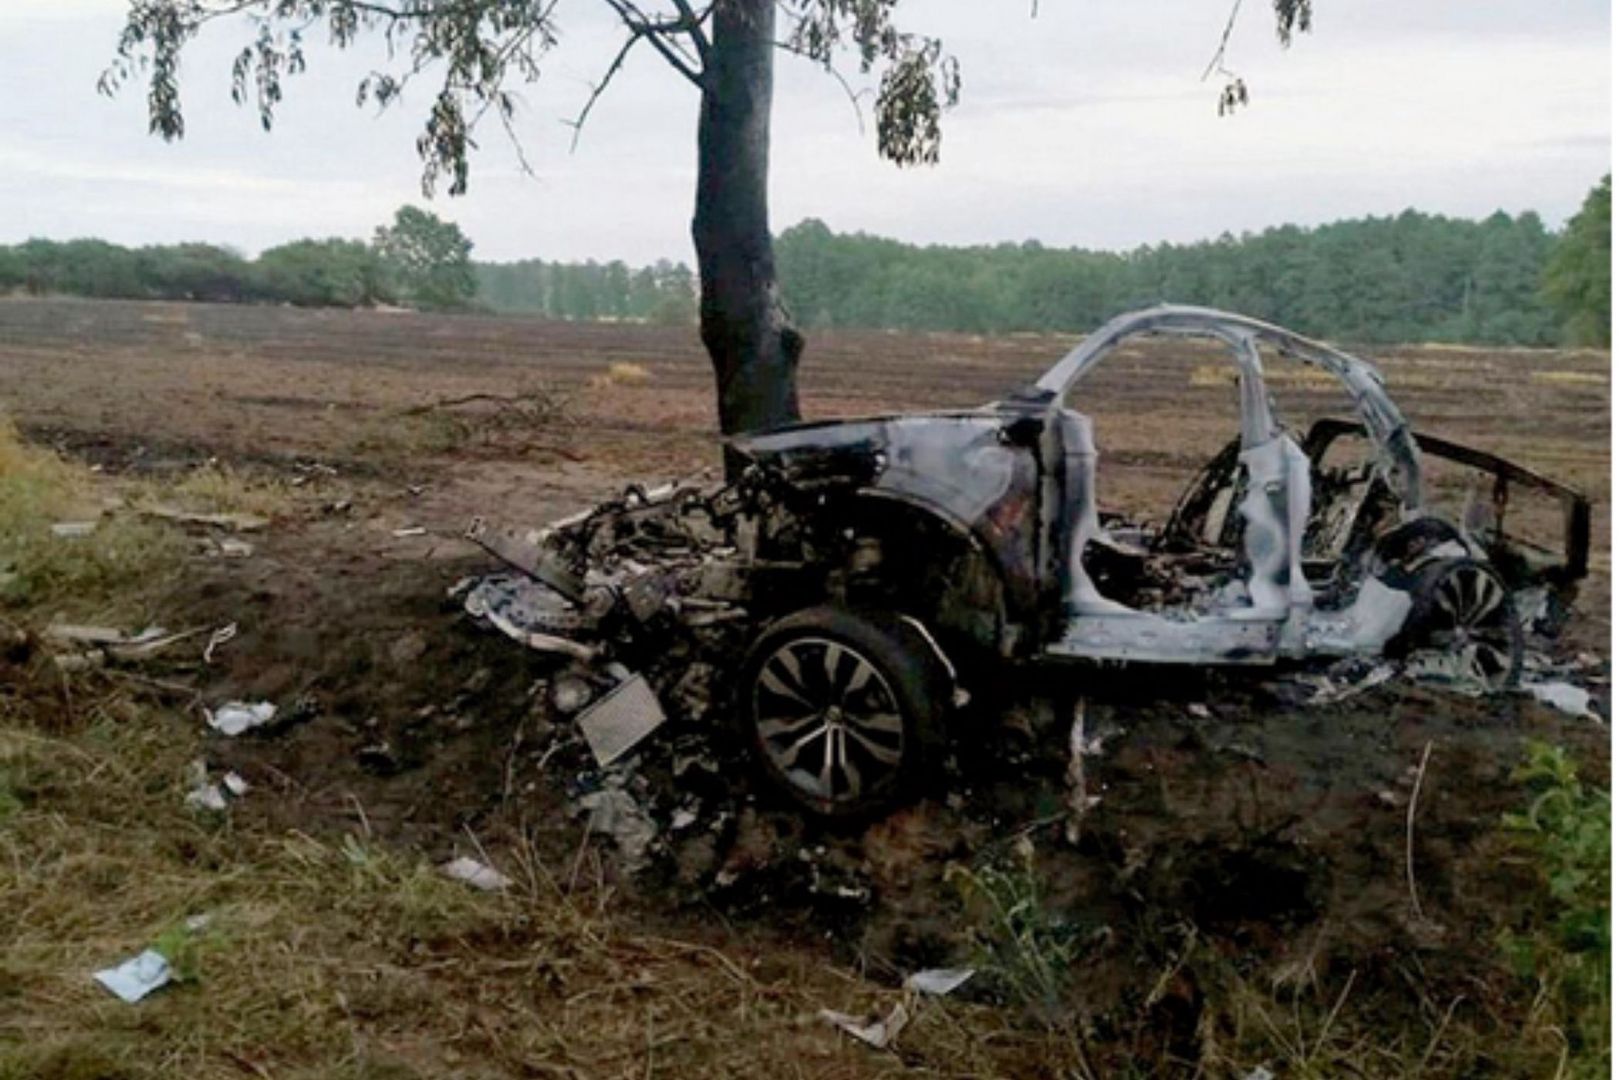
[466,306,1591,818]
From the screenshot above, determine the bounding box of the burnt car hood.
[730,408,1029,529]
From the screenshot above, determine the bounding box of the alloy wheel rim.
[753,636,904,804]
[1426,563,1515,687]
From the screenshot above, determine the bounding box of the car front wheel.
[737,607,944,820]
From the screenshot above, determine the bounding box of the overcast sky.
[0,0,1610,264]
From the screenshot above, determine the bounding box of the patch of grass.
[588,361,653,389]
[348,410,469,458]
[1498,741,1610,1078]
[0,709,1088,1079]
[146,462,293,519]
[1530,369,1609,386]
[946,836,1082,1012]
[0,419,184,619]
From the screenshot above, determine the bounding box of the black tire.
[1392,557,1523,689]
[735,606,946,820]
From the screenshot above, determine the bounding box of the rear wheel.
[1396,558,1523,689]
[737,607,944,819]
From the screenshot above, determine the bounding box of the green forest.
[480,191,1608,346]
[2,180,1608,346]
[475,260,698,325]
[0,206,479,312]
[771,205,1603,346]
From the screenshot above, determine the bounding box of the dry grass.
[134,462,294,520]
[588,362,654,389]
[0,419,184,621]
[0,708,1085,1078]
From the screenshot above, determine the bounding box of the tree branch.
[669,0,711,63]
[600,0,703,85]
[1202,0,1245,81]
[774,39,866,136]
[565,29,643,150]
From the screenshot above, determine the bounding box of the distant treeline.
[774,212,1566,346]
[473,206,1598,347]
[0,206,477,311]
[0,237,416,309]
[4,186,1606,347]
[475,260,697,324]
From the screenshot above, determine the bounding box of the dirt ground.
[0,296,1611,1076]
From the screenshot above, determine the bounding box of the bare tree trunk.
[693,0,803,467]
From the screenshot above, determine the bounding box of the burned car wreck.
[463,305,1592,818]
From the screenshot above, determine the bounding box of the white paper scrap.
[441,856,513,892]
[93,949,172,1003]
[205,701,277,736]
[904,967,976,996]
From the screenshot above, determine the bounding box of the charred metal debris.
[459,305,1597,820]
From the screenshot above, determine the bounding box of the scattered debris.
[184,760,249,811]
[818,967,974,1048]
[44,623,203,662]
[551,672,595,715]
[820,1003,910,1051]
[93,949,172,1004]
[203,623,237,665]
[184,766,228,812]
[1286,660,1399,706]
[392,526,427,538]
[905,967,975,995]
[577,674,667,767]
[213,537,255,558]
[440,856,513,892]
[463,574,596,662]
[50,520,98,538]
[576,784,659,872]
[205,701,277,736]
[1523,681,1601,721]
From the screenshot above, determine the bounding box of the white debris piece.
[203,623,237,665]
[185,782,228,812]
[51,521,98,538]
[216,538,255,558]
[440,856,514,892]
[1064,700,1101,844]
[44,624,205,662]
[904,968,975,996]
[1308,662,1398,705]
[205,701,277,736]
[185,759,244,811]
[670,807,699,831]
[819,1003,910,1050]
[577,674,667,767]
[1524,681,1601,721]
[94,949,173,1003]
[577,786,659,871]
[392,526,427,538]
